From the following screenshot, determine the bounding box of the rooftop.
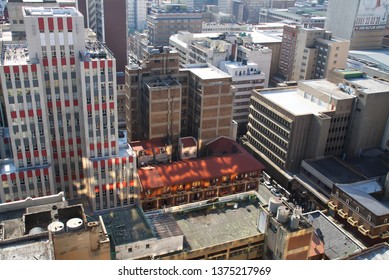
[336,180,389,217]
[173,199,262,251]
[303,211,364,259]
[0,238,54,260]
[259,88,328,116]
[130,138,170,152]
[81,40,114,61]
[347,157,389,179]
[302,156,365,184]
[99,207,154,246]
[347,77,389,94]
[184,63,231,80]
[1,43,30,65]
[346,242,389,260]
[23,6,80,17]
[349,49,389,74]
[299,79,357,100]
[138,142,265,189]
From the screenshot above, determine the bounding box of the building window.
[367,215,371,222]
[146,244,150,249]
[128,248,132,253]
[356,207,359,213]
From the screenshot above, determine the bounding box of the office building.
[128,0,148,33]
[169,31,272,84]
[125,47,181,143]
[147,3,202,46]
[259,8,326,28]
[245,78,355,186]
[327,69,389,158]
[0,7,136,212]
[77,0,127,79]
[291,27,350,81]
[219,60,266,134]
[325,0,389,50]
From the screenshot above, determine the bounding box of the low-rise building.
[137,137,265,211]
[328,180,389,245]
[0,193,110,260]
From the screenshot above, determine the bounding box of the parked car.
[264,181,272,189]
[270,188,282,197]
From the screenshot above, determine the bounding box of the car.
[264,181,272,189]
[270,188,282,197]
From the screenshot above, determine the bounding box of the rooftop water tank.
[290,214,300,230]
[66,218,83,232]
[29,227,45,235]
[47,221,65,234]
[268,197,283,214]
[276,206,290,223]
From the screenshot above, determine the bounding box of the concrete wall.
[115,235,183,260]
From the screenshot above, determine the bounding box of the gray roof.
[173,200,262,251]
[348,243,389,260]
[336,181,389,217]
[100,207,154,246]
[303,211,363,259]
[304,156,365,184]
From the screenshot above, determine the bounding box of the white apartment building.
[219,60,265,128]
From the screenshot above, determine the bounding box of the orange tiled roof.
[138,153,265,190]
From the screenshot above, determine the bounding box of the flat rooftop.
[23,7,81,17]
[100,207,154,246]
[302,156,365,184]
[173,200,262,251]
[249,31,283,44]
[348,77,389,94]
[347,243,389,260]
[336,180,389,217]
[300,79,357,100]
[349,49,389,73]
[1,43,29,66]
[347,157,389,178]
[0,238,54,260]
[259,88,327,115]
[185,64,231,80]
[303,211,364,259]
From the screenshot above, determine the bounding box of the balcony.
[328,201,338,210]
[337,209,348,219]
[358,225,370,236]
[347,216,358,227]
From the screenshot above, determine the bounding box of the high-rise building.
[147,3,202,46]
[291,27,350,81]
[77,0,127,78]
[0,7,136,212]
[245,79,355,185]
[325,0,389,50]
[127,0,147,33]
[219,60,266,134]
[278,24,298,80]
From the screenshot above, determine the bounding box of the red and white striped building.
[0,7,137,211]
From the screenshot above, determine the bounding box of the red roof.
[180,137,197,148]
[138,153,265,190]
[206,136,246,156]
[130,138,168,151]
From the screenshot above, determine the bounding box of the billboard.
[354,0,389,30]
